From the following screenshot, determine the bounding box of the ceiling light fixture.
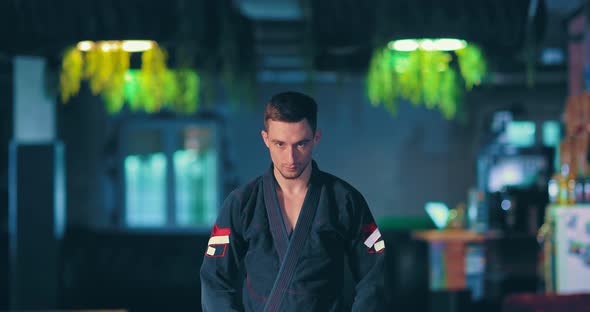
[388,38,467,52]
[121,40,155,52]
[76,41,94,51]
[74,40,155,52]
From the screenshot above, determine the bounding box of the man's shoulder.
[319,170,363,198]
[228,175,264,201]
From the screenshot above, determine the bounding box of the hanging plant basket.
[60,40,201,114]
[366,39,486,120]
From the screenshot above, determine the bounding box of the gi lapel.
[263,165,289,261]
[263,161,323,312]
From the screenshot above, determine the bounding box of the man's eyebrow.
[270,138,311,144]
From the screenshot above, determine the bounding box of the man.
[200,91,386,311]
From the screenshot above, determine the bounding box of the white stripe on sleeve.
[208,235,230,246]
[374,240,385,252]
[364,229,381,248]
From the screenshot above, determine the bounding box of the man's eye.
[297,142,307,148]
[275,142,284,147]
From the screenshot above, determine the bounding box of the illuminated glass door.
[122,120,220,228]
[174,126,218,226]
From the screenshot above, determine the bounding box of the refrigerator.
[552,205,590,294]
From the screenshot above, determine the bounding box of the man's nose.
[286,146,296,162]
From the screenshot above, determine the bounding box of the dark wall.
[58,88,112,228]
[0,57,12,311]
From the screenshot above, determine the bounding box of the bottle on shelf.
[557,139,574,205]
[567,138,577,205]
[548,173,559,204]
[575,134,587,204]
[584,168,590,204]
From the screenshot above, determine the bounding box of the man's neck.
[274,162,312,196]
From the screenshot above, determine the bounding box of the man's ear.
[314,129,322,144]
[261,130,270,148]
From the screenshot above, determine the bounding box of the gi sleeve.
[200,190,247,311]
[346,191,388,311]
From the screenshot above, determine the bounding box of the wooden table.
[413,229,485,312]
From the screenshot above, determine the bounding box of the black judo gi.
[200,161,386,311]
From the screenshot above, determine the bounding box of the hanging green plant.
[102,48,130,114]
[456,45,487,90]
[124,69,200,114]
[173,69,200,114]
[59,47,83,103]
[59,40,201,115]
[366,39,486,120]
[367,47,398,115]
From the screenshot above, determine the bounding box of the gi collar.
[265,160,321,185]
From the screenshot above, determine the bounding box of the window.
[542,121,560,147]
[121,120,220,228]
[174,127,218,226]
[506,121,535,147]
[125,153,167,226]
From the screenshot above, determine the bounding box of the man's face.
[261,119,321,180]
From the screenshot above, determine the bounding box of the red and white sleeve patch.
[362,223,385,254]
[205,224,231,258]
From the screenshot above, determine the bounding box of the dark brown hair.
[263,91,317,133]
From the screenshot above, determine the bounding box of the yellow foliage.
[59,41,200,114]
[366,42,486,120]
[102,49,129,113]
[140,47,168,113]
[59,47,83,103]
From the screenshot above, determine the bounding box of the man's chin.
[279,170,302,180]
